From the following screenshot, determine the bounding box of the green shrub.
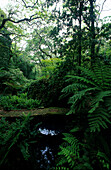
[26,60,73,107]
[0,93,41,110]
[26,78,67,107]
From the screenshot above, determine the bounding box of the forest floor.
[0,107,69,117]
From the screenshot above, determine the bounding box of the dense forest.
[0,0,111,169]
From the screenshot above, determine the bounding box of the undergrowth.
[0,93,41,110]
[0,113,41,167]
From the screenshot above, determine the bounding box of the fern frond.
[77,65,111,89]
[97,151,110,169]
[61,83,87,93]
[89,102,100,114]
[59,63,111,169]
[89,91,111,113]
[88,109,111,132]
[57,133,80,168]
[66,75,96,86]
[58,146,75,167]
[77,66,102,85]
[68,87,97,105]
[63,133,79,154]
[61,84,77,95]
[91,91,111,106]
[70,127,80,133]
[60,83,87,100]
[108,106,111,113]
[93,64,111,88]
[66,109,75,115]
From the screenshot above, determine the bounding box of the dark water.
[30,128,61,169]
[29,115,69,170]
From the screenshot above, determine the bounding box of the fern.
[58,63,111,169]
[97,151,110,169]
[57,133,80,168]
[0,114,41,165]
[66,75,97,86]
[68,87,97,104]
[61,64,111,131]
[77,64,111,89]
[57,128,94,169]
[88,113,108,132]
[89,90,111,113]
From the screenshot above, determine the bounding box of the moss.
[0,107,69,117]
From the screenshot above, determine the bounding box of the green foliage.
[41,58,62,78]
[0,114,41,166]
[58,133,80,168]
[12,52,36,79]
[57,127,111,169]
[0,67,28,94]
[0,93,41,110]
[0,1,111,169]
[61,63,111,132]
[57,128,94,170]
[26,78,49,104]
[0,35,11,68]
[0,8,7,25]
[97,151,110,169]
[26,60,73,107]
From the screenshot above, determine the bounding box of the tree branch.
[21,0,38,8]
[100,0,107,14]
[103,9,111,11]
[35,29,53,58]
[39,45,52,58]
[0,15,40,29]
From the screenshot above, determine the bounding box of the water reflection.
[39,128,59,136]
[35,145,55,169]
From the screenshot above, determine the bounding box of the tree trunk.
[90,0,95,65]
[78,1,83,74]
